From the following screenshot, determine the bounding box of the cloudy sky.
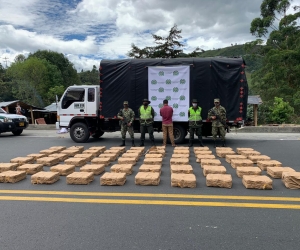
[0,0,299,71]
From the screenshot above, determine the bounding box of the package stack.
[194,147,215,163]
[135,146,164,186]
[170,147,196,188]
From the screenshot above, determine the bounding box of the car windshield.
[0,108,6,114]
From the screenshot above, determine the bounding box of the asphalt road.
[0,131,299,250]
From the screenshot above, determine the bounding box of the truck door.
[60,87,86,127]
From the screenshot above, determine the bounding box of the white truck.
[56,58,248,143]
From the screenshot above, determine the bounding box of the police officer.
[138,98,155,146]
[208,98,227,147]
[117,101,135,146]
[188,99,204,147]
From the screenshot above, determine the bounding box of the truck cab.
[56,85,101,142]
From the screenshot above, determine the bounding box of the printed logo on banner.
[180,79,186,84]
[166,79,171,85]
[179,112,186,117]
[173,103,179,109]
[158,87,164,93]
[151,80,157,85]
[180,95,185,100]
[151,96,157,101]
[173,70,179,76]
[158,71,164,76]
[158,104,163,108]
[173,87,179,93]
[165,96,171,101]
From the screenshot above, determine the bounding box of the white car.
[0,108,29,135]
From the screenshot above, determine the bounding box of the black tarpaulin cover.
[100,57,248,121]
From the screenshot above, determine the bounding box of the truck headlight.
[3,118,12,122]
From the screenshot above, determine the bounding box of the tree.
[247,0,300,115]
[127,24,200,58]
[28,50,80,87]
[14,54,26,63]
[269,97,294,123]
[78,65,99,85]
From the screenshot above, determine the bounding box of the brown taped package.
[236,148,254,154]
[118,157,137,165]
[0,171,26,183]
[144,158,163,165]
[66,172,94,185]
[257,160,282,170]
[60,149,81,157]
[91,157,111,166]
[50,164,76,176]
[170,158,189,165]
[17,164,44,175]
[139,164,162,174]
[193,146,210,153]
[49,146,67,152]
[248,155,271,163]
[111,164,134,175]
[216,150,236,158]
[236,167,262,178]
[105,149,122,156]
[80,164,105,175]
[206,174,232,188]
[195,151,213,155]
[82,149,101,157]
[170,165,193,174]
[196,155,216,163]
[100,172,126,186]
[126,149,143,156]
[88,146,106,153]
[10,157,34,166]
[216,147,233,151]
[0,163,18,172]
[225,154,247,163]
[129,146,145,153]
[122,153,140,161]
[135,172,160,186]
[64,157,87,167]
[242,175,272,189]
[109,146,126,153]
[171,154,189,159]
[73,153,94,162]
[200,159,221,168]
[39,149,61,155]
[240,150,261,157]
[27,154,46,160]
[267,167,295,179]
[203,165,227,177]
[145,153,163,158]
[37,157,60,166]
[31,171,60,184]
[99,153,118,161]
[156,146,166,150]
[173,150,190,155]
[68,146,84,153]
[49,153,69,162]
[171,173,196,188]
[231,159,253,169]
[148,150,166,157]
[282,172,300,189]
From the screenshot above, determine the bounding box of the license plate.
[19,122,24,126]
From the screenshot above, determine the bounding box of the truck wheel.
[70,122,90,143]
[12,129,23,136]
[173,124,186,144]
[92,130,104,138]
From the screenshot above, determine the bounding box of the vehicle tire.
[92,130,104,138]
[70,122,90,143]
[173,124,186,144]
[12,129,23,136]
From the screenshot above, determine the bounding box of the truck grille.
[12,118,26,122]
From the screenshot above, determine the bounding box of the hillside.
[198,45,245,58]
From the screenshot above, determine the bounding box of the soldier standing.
[188,99,204,147]
[117,101,135,146]
[208,98,227,147]
[138,98,155,146]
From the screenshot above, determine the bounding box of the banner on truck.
[148,66,190,122]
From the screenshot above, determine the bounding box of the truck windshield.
[0,108,6,113]
[61,88,85,109]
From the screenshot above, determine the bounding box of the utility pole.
[2,57,9,68]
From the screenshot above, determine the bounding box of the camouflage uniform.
[117,108,135,140]
[208,105,227,141]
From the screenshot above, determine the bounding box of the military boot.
[188,140,193,147]
[132,140,135,147]
[120,140,125,146]
[139,140,144,146]
[151,140,156,146]
[222,140,226,147]
[213,140,217,148]
[199,138,204,147]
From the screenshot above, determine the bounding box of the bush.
[268,97,294,124]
